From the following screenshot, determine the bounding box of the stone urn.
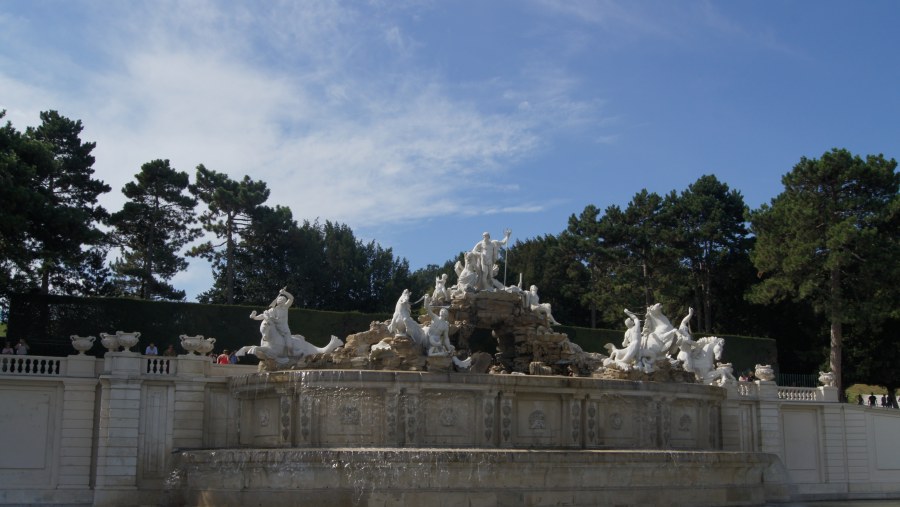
[196,337,216,355]
[179,334,203,355]
[99,333,120,352]
[818,371,835,387]
[754,364,776,382]
[115,331,141,352]
[70,335,96,355]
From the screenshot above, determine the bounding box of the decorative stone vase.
[115,331,141,352]
[818,371,835,387]
[70,335,96,355]
[179,334,204,355]
[196,337,216,355]
[754,364,776,382]
[100,333,120,352]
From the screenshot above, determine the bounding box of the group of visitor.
[738,370,758,382]
[212,350,237,364]
[143,343,178,357]
[858,393,899,409]
[1,339,29,355]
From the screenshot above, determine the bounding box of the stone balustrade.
[0,355,65,376]
[0,352,892,506]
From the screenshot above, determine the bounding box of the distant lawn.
[846,383,896,404]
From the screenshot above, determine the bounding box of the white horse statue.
[634,303,683,373]
[236,287,343,368]
[678,336,724,382]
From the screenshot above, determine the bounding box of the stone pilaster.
[94,352,144,499]
[756,380,784,459]
[58,356,99,490]
[402,389,420,446]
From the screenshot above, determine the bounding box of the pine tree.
[110,159,199,300]
[749,148,899,392]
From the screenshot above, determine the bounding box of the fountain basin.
[230,370,726,451]
[165,447,789,506]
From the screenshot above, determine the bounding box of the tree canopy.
[4,106,899,392]
[749,148,899,392]
[110,159,200,300]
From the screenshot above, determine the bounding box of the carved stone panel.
[513,396,561,447]
[241,397,282,447]
[320,388,384,446]
[668,400,699,449]
[421,391,477,446]
[596,397,638,448]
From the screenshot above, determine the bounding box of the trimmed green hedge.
[8,294,389,358]
[8,294,777,375]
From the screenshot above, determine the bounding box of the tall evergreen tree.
[25,110,111,294]
[670,175,751,332]
[0,112,42,298]
[599,190,679,311]
[189,165,270,304]
[110,159,199,300]
[749,148,899,392]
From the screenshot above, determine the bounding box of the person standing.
[14,339,29,355]
[1,341,13,354]
[216,350,231,365]
[144,342,159,355]
[163,344,177,357]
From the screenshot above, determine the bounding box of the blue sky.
[2,1,898,300]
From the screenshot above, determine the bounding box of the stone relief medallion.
[529,410,546,430]
[609,412,623,430]
[258,408,270,427]
[439,407,458,427]
[340,404,361,425]
[679,414,692,432]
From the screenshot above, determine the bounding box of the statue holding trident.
[471,229,512,291]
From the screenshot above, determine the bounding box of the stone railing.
[733,381,838,403]
[778,386,822,401]
[0,355,64,376]
[736,381,759,398]
[144,356,177,375]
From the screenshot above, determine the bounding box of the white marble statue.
[524,285,561,326]
[386,289,428,348]
[681,336,724,382]
[818,371,835,387]
[705,362,736,386]
[603,304,695,374]
[388,289,414,336]
[452,251,480,294]
[432,274,451,302]
[423,296,454,357]
[603,308,642,371]
[471,229,511,291]
[236,287,343,367]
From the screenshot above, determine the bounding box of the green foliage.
[0,110,112,298]
[749,148,899,390]
[110,159,200,300]
[7,293,389,358]
[506,235,585,325]
[198,210,410,313]
[189,165,270,304]
[669,175,751,332]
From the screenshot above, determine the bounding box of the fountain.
[164,230,790,506]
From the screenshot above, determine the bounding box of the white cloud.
[1,1,543,230]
